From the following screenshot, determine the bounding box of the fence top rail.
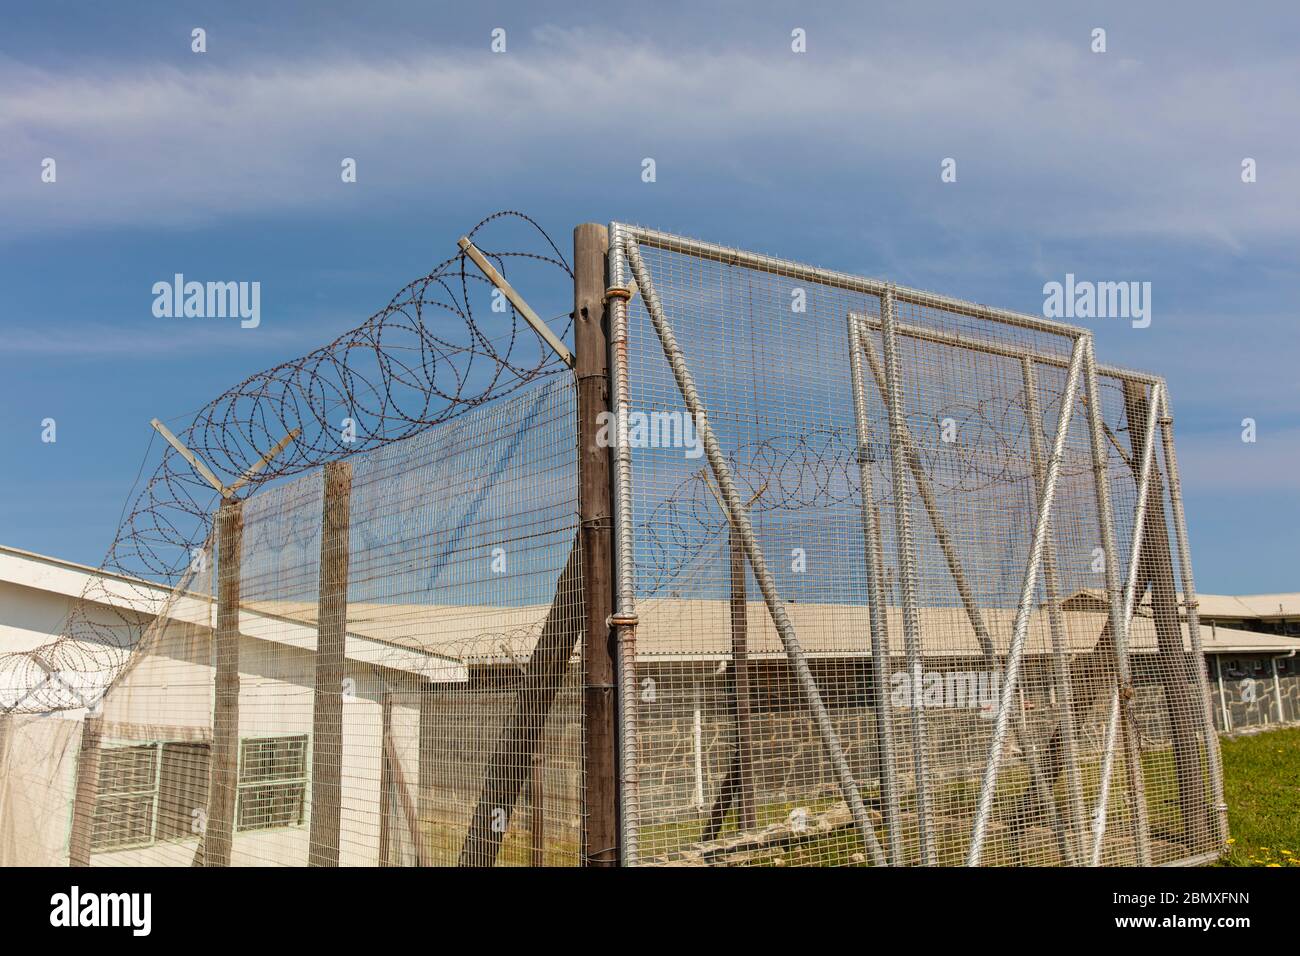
[847,311,1164,387]
[614,222,1093,342]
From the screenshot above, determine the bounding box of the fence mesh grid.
[0,220,1222,868]
[614,226,1221,867]
[0,377,582,867]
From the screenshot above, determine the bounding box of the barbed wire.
[0,211,573,714]
[0,208,1136,715]
[632,381,1116,599]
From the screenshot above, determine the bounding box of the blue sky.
[0,1,1296,592]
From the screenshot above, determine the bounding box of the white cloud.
[0,321,322,357]
[2,29,1297,244]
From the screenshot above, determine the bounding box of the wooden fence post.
[67,716,103,866]
[203,498,243,866]
[575,222,619,866]
[309,460,352,866]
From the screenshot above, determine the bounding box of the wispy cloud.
[0,321,326,357]
[2,27,1297,244]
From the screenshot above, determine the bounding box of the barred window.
[236,735,307,831]
[91,745,158,852]
[157,742,211,841]
[91,742,211,852]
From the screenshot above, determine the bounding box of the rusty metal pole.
[575,222,619,866]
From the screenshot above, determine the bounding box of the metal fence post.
[1157,387,1229,849]
[877,291,937,866]
[847,313,903,864]
[607,221,641,866]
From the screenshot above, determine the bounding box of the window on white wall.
[236,735,308,832]
[91,741,211,852]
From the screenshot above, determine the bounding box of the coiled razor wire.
[0,211,573,714]
[0,207,1129,715]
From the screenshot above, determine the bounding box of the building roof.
[1060,587,1300,624]
[0,544,465,713]
[6,544,1297,697]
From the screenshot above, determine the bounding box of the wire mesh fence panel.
[15,377,583,868]
[0,214,1222,868]
[611,224,1223,867]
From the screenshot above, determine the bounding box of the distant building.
[1197,594,1300,731]
[1058,589,1300,732]
[3,543,1297,866]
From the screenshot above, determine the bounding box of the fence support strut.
[624,236,887,866]
[847,315,903,864]
[967,334,1086,866]
[1021,355,1088,863]
[1082,339,1153,866]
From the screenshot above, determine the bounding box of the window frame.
[91,739,213,853]
[234,733,311,834]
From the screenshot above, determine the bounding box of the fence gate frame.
[605,222,1227,867]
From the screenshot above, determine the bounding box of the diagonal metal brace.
[459,237,574,367]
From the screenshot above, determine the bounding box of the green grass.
[420,727,1299,866]
[1216,726,1300,867]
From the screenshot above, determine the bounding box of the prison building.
[3,542,1295,866]
[1057,588,1300,731]
[0,543,469,867]
[1194,594,1300,731]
